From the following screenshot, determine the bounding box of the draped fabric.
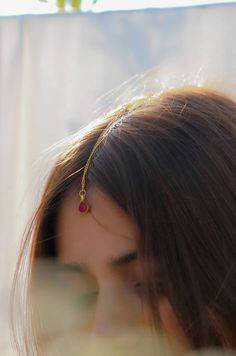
[1,3,236,354]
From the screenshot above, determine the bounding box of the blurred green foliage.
[39,0,98,11]
[57,0,65,10]
[57,0,81,10]
[71,0,81,9]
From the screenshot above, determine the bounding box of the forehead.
[57,187,139,268]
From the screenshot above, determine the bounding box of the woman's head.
[16,86,236,354]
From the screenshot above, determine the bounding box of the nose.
[90,283,141,338]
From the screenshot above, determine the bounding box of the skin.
[36,187,190,355]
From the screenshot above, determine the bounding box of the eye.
[77,291,98,307]
[134,281,142,289]
[134,281,145,297]
[134,281,164,297]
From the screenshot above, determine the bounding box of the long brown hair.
[12,86,236,354]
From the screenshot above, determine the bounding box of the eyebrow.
[56,250,138,274]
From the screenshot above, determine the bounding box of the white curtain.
[1,3,236,354]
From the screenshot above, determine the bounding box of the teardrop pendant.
[78,200,89,213]
[78,189,89,213]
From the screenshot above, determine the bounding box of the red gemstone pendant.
[78,200,89,213]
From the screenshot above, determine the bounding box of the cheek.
[159,298,190,352]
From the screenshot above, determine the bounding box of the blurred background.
[1,1,236,354]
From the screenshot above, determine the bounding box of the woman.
[13,86,236,355]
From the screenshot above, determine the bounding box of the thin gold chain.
[80,129,107,196]
[79,96,149,199]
